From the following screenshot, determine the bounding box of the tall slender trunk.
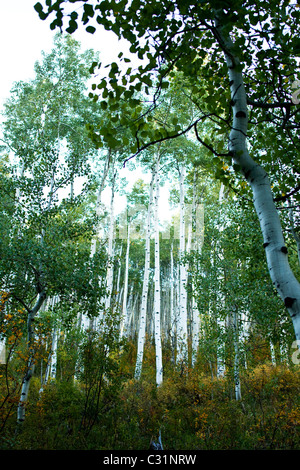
[216,184,226,377]
[120,222,131,338]
[17,292,46,425]
[105,158,116,313]
[90,151,111,257]
[177,165,188,364]
[135,171,154,379]
[39,296,59,393]
[187,171,201,367]
[215,15,300,345]
[233,307,242,401]
[170,243,176,362]
[153,157,163,385]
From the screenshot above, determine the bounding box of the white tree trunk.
[170,243,176,360]
[135,171,154,379]
[216,184,226,378]
[177,165,188,364]
[233,307,242,401]
[50,326,58,380]
[90,151,111,257]
[39,296,59,393]
[105,159,116,313]
[187,171,201,367]
[120,222,131,338]
[153,158,163,385]
[17,291,46,425]
[215,16,300,345]
[87,151,111,330]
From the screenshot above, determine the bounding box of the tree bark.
[215,15,300,346]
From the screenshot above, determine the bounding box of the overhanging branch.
[194,121,232,158]
[123,119,201,166]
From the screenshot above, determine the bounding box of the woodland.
[0,0,299,451]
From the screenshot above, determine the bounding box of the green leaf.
[34,2,48,20]
[86,26,96,34]
[97,79,107,89]
[66,19,78,34]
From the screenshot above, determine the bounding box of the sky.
[0,0,126,109]
[0,0,173,225]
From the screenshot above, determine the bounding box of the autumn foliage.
[0,302,299,451]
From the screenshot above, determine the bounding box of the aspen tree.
[153,156,163,385]
[177,164,188,364]
[120,221,131,338]
[104,158,117,313]
[134,171,154,379]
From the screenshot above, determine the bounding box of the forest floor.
[1,340,299,451]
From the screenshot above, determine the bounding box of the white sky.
[0,0,173,225]
[0,0,127,109]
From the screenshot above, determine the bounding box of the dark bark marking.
[235,111,247,118]
[284,297,296,308]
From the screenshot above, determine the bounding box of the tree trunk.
[17,291,46,425]
[134,170,154,379]
[216,184,226,377]
[120,222,131,338]
[170,243,176,362]
[39,297,59,393]
[105,158,117,313]
[233,307,242,401]
[187,171,201,367]
[177,164,188,364]
[153,157,163,385]
[215,15,300,346]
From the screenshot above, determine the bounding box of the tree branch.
[273,183,300,203]
[123,119,201,166]
[194,121,232,158]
